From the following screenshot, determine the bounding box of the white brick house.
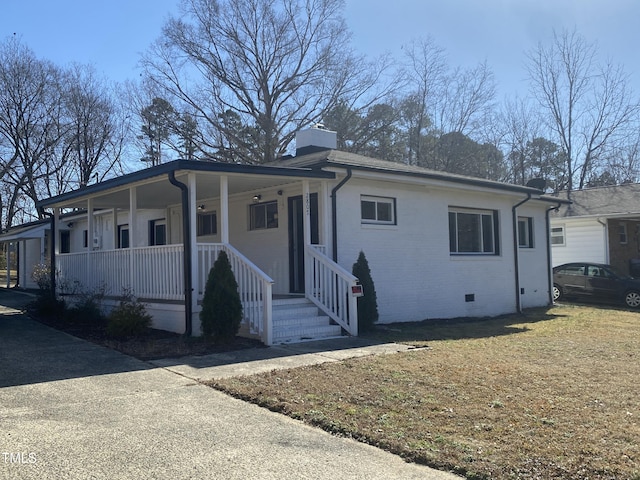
[9,127,567,344]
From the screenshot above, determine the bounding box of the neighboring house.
[5,126,567,345]
[0,219,51,289]
[550,184,640,275]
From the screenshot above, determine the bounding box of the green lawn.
[210,304,640,479]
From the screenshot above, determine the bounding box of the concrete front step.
[271,297,343,344]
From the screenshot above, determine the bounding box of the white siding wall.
[550,218,607,266]
[335,178,552,323]
[21,238,43,289]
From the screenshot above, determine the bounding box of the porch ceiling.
[51,170,316,210]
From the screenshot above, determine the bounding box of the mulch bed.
[27,306,264,361]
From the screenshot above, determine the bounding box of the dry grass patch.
[209,305,640,479]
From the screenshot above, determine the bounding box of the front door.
[288,193,319,293]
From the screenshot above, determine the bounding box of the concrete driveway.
[0,289,460,479]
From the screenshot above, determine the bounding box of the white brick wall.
[335,177,552,323]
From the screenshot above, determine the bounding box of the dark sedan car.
[553,262,640,308]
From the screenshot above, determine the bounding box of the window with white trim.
[149,219,167,246]
[197,212,217,236]
[518,217,534,248]
[551,226,565,246]
[619,223,628,244]
[361,195,396,225]
[60,230,71,254]
[249,201,278,230]
[117,224,129,249]
[449,208,499,254]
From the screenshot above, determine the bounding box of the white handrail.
[304,245,359,336]
[197,243,274,345]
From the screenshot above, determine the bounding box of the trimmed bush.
[200,250,243,341]
[352,251,379,332]
[106,292,152,339]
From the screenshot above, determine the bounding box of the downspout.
[331,168,352,262]
[41,210,56,297]
[168,171,193,337]
[512,194,531,313]
[546,203,561,305]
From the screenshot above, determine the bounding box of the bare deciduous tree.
[141,0,393,164]
[401,37,496,167]
[0,37,65,228]
[62,64,127,187]
[527,28,639,195]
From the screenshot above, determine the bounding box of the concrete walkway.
[0,289,460,479]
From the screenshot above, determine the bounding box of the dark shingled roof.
[276,149,565,199]
[552,183,640,218]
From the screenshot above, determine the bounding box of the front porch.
[39,161,361,345]
[56,242,358,345]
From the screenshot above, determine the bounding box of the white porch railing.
[305,245,359,336]
[57,245,184,300]
[57,243,350,345]
[197,243,274,345]
[57,243,274,344]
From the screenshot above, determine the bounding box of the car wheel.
[552,284,563,302]
[625,291,640,308]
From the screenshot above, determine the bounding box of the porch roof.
[37,160,335,210]
[0,220,48,242]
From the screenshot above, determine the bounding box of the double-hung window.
[619,223,628,244]
[249,201,278,230]
[149,219,167,246]
[197,212,217,236]
[551,226,565,246]
[117,224,130,249]
[449,208,499,254]
[518,217,534,248]
[361,195,396,225]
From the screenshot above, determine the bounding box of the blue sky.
[2,0,639,99]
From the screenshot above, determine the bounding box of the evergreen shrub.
[200,250,243,341]
[352,250,379,332]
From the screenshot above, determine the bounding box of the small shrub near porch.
[200,250,243,342]
[106,291,152,339]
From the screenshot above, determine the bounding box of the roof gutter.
[168,171,193,337]
[546,203,563,305]
[512,194,532,313]
[331,168,352,262]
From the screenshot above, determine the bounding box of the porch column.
[112,209,118,250]
[129,187,137,248]
[53,207,60,295]
[5,242,10,288]
[188,173,198,320]
[302,180,311,246]
[87,198,94,251]
[129,186,137,291]
[53,208,61,255]
[220,175,229,244]
[320,181,331,253]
